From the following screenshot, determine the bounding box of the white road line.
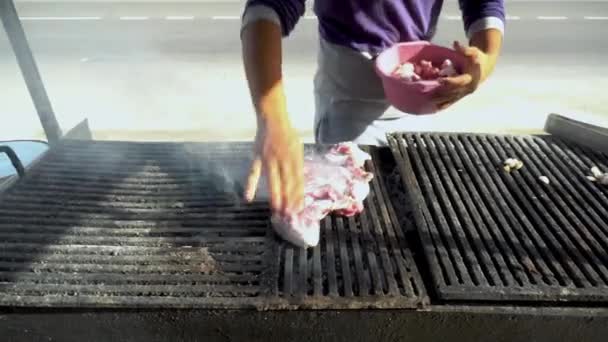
[19,16,101,21]
[537,16,568,20]
[119,16,149,21]
[21,14,605,23]
[165,16,195,20]
[212,15,239,20]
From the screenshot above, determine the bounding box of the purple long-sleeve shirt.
[241,0,505,55]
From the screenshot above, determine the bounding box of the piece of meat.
[271,143,374,248]
[503,158,524,172]
[588,166,608,185]
[392,59,458,81]
[392,62,420,82]
[439,59,457,77]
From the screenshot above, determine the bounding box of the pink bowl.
[374,41,467,115]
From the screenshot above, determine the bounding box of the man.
[240,0,505,216]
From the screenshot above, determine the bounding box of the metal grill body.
[388,133,608,302]
[0,140,427,309]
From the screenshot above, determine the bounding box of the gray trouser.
[313,38,411,146]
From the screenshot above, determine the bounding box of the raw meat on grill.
[392,59,458,81]
[271,143,374,248]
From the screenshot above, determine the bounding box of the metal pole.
[0,0,62,145]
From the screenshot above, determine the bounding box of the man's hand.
[432,41,490,110]
[245,118,304,216]
[241,20,304,215]
[432,28,502,110]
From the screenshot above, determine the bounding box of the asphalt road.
[1,1,608,141]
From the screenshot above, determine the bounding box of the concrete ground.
[1,1,608,143]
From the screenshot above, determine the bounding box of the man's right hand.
[244,118,304,216]
[241,18,303,214]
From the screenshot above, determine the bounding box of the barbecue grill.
[1,0,607,339]
[1,134,607,310]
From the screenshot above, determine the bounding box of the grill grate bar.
[0,218,269,229]
[0,209,269,221]
[0,243,266,255]
[542,138,608,223]
[389,136,452,287]
[0,272,258,285]
[435,135,526,287]
[335,216,354,297]
[17,178,244,190]
[487,136,605,286]
[0,234,267,248]
[366,155,417,296]
[283,247,293,295]
[388,132,608,302]
[48,143,254,155]
[507,137,608,276]
[469,136,591,288]
[446,135,544,286]
[0,283,262,296]
[358,210,385,295]
[438,135,520,286]
[19,172,233,187]
[8,185,244,198]
[36,153,251,162]
[1,195,255,209]
[26,167,247,179]
[417,134,494,287]
[0,261,263,274]
[400,135,469,285]
[458,135,570,287]
[295,248,306,297]
[323,219,339,296]
[0,251,263,265]
[0,204,268,216]
[0,192,248,204]
[48,145,255,154]
[556,140,608,169]
[312,237,323,296]
[348,215,370,296]
[0,225,268,236]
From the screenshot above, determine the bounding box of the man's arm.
[469,28,502,84]
[459,0,505,82]
[240,0,306,214]
[431,0,505,109]
[240,0,306,121]
[241,15,287,128]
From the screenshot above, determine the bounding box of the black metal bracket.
[0,146,25,178]
[0,0,62,145]
[544,113,608,153]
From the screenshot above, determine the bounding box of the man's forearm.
[241,20,290,127]
[469,28,503,82]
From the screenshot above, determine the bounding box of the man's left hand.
[431,41,492,111]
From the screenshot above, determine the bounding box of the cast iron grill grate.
[276,151,428,308]
[0,140,427,309]
[387,132,608,302]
